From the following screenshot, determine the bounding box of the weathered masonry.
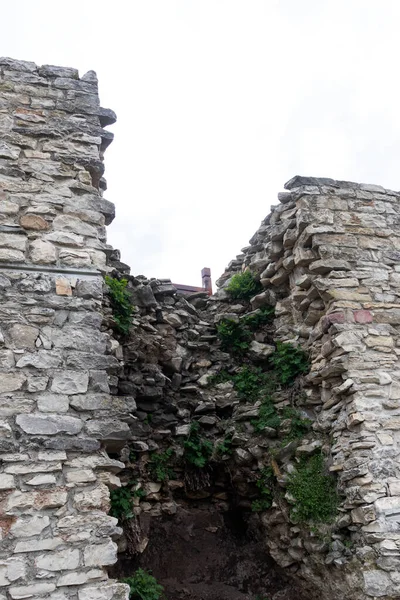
[2,57,400,600]
[0,58,128,600]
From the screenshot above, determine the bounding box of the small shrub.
[253,400,280,432]
[183,422,213,468]
[242,306,275,330]
[287,453,338,523]
[225,271,262,301]
[122,568,165,600]
[105,275,134,335]
[216,436,233,457]
[149,449,174,482]
[233,365,272,402]
[109,486,134,521]
[281,407,312,442]
[251,467,274,512]
[216,319,252,355]
[270,342,309,386]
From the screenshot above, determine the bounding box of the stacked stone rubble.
[0,58,128,600]
[220,175,400,598]
[109,177,400,600]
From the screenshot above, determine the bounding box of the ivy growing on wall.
[105,275,134,335]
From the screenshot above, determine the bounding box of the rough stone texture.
[0,58,129,600]
[3,56,400,600]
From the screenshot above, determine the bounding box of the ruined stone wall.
[0,58,129,600]
[2,57,400,600]
[216,175,400,598]
[107,177,400,600]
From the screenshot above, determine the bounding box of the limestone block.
[363,570,391,597]
[73,484,110,512]
[51,370,89,394]
[45,230,84,246]
[53,214,97,237]
[0,233,26,251]
[47,327,107,354]
[29,239,57,264]
[10,516,50,538]
[0,249,24,262]
[14,538,62,553]
[84,419,131,441]
[59,248,92,267]
[0,474,15,490]
[37,394,69,413]
[70,394,136,413]
[4,462,61,474]
[25,474,57,486]
[83,540,118,566]
[9,583,56,599]
[0,373,25,393]
[35,548,80,571]
[78,583,130,600]
[16,414,83,435]
[0,201,19,214]
[64,469,96,484]
[8,324,38,349]
[249,340,275,359]
[16,350,62,369]
[26,376,48,392]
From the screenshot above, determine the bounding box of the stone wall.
[2,56,400,600]
[0,58,129,600]
[106,177,400,600]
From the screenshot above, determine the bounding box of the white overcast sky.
[2,1,400,285]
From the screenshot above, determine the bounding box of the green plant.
[270,342,309,386]
[287,453,338,523]
[109,486,134,521]
[233,365,273,402]
[122,568,165,600]
[183,422,213,468]
[149,449,174,482]
[225,271,262,301]
[253,400,281,432]
[251,467,274,512]
[105,275,134,335]
[242,306,275,330]
[216,436,233,456]
[216,318,252,355]
[281,407,312,442]
[207,370,232,386]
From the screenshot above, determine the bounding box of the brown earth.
[110,504,318,600]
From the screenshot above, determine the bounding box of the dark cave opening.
[109,501,313,600]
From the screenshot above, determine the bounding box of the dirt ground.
[110,505,317,600]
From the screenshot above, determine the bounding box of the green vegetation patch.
[269,341,309,386]
[253,400,280,432]
[281,407,312,443]
[183,422,213,468]
[148,449,175,482]
[105,275,134,335]
[251,467,274,512]
[122,568,165,600]
[225,271,262,301]
[216,318,252,355]
[110,486,134,521]
[287,453,338,523]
